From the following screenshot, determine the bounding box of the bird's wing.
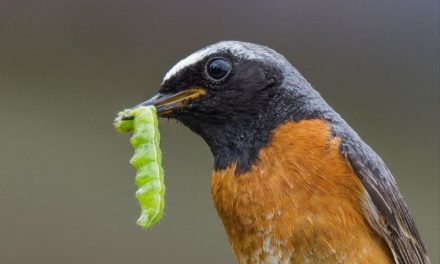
[337,125,430,264]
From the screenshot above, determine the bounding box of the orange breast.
[211,120,393,264]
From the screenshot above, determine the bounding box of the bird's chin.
[172,114,206,134]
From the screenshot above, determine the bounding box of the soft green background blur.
[0,1,438,263]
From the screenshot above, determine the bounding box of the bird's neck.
[194,101,333,174]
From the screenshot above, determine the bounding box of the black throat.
[182,115,279,174]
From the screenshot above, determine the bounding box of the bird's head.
[136,41,330,173]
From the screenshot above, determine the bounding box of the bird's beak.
[129,88,207,117]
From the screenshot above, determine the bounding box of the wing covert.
[333,121,430,264]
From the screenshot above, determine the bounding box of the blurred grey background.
[0,0,438,263]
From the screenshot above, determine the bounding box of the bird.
[135,41,430,264]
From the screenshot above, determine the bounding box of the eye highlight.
[206,58,232,80]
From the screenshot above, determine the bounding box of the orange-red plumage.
[211,120,393,264]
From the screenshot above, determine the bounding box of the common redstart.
[135,41,429,264]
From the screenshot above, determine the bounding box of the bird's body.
[137,41,430,263]
[211,120,393,264]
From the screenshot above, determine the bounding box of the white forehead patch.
[162,41,268,83]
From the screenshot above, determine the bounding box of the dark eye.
[206,58,232,80]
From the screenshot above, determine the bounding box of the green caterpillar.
[114,106,165,229]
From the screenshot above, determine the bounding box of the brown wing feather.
[337,125,430,264]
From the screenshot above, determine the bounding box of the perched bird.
[136,41,430,264]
